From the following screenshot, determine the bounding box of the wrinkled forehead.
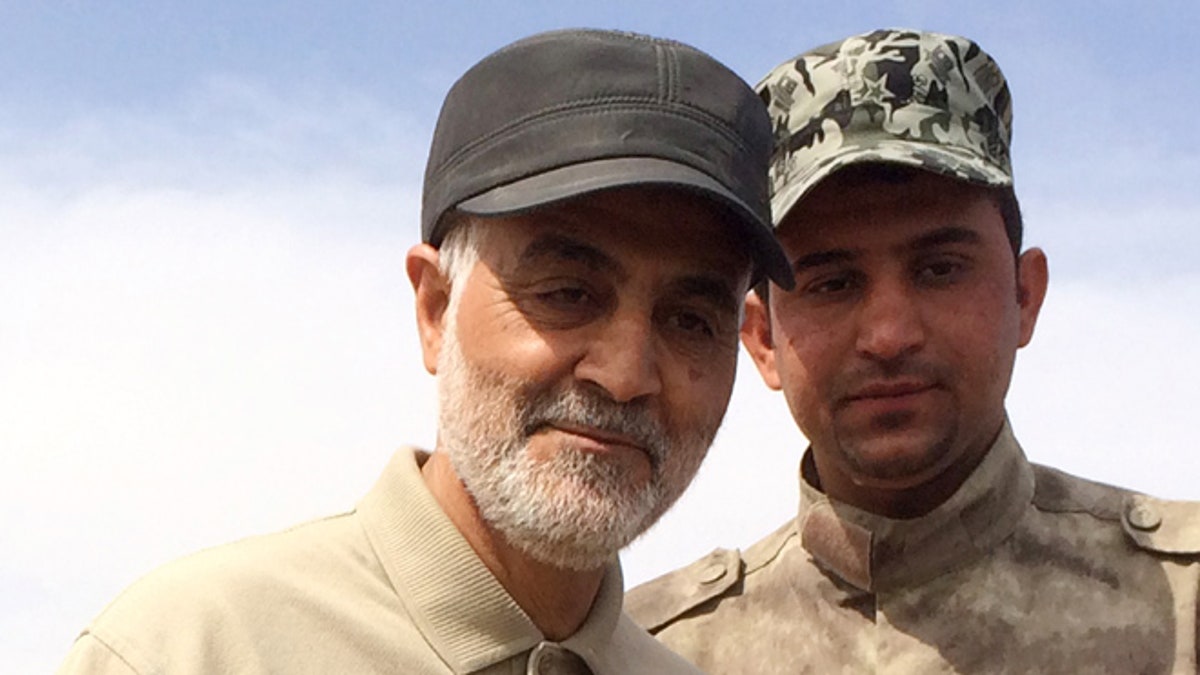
[475,187,756,283]
[776,166,1003,245]
[784,165,988,221]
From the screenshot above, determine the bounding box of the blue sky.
[6,1,1198,272]
[4,2,1200,671]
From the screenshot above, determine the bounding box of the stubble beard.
[827,361,959,487]
[435,328,717,571]
[835,420,957,486]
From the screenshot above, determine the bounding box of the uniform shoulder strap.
[740,518,797,574]
[1122,493,1200,555]
[624,547,742,633]
[624,520,798,632]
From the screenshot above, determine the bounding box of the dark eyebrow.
[792,248,857,273]
[518,234,621,274]
[910,226,982,250]
[670,275,740,314]
[517,233,739,312]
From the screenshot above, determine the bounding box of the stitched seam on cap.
[438,94,752,168]
[655,44,667,101]
[433,98,753,178]
[666,43,679,101]
[437,105,748,181]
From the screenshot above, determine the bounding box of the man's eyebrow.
[910,226,982,250]
[791,248,857,272]
[518,234,621,273]
[670,275,740,313]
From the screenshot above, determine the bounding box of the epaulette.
[1121,493,1200,555]
[624,548,741,633]
[1030,463,1124,519]
[738,519,797,575]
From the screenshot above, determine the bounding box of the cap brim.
[771,140,1012,228]
[457,156,795,290]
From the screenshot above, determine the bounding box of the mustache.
[831,359,951,402]
[520,386,669,467]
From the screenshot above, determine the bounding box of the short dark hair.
[753,164,1023,300]
[994,184,1023,258]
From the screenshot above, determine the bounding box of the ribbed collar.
[797,421,1034,593]
[357,448,623,673]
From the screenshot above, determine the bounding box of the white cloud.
[0,180,437,671]
[1007,276,1200,499]
[0,72,429,196]
[0,81,435,672]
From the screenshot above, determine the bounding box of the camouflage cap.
[757,28,1013,226]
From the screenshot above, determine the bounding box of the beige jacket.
[60,448,700,674]
[628,423,1200,673]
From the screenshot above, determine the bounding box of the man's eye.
[667,310,716,338]
[805,274,857,295]
[515,281,606,329]
[916,259,966,284]
[537,286,592,306]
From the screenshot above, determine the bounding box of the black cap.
[420,28,794,290]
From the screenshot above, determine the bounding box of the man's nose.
[574,312,663,403]
[855,281,926,363]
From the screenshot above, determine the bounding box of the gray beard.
[434,327,714,571]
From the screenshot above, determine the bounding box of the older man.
[629,28,1200,673]
[58,28,791,674]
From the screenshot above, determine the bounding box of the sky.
[4,1,1200,671]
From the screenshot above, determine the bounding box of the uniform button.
[527,642,593,675]
[698,562,727,584]
[1127,502,1162,531]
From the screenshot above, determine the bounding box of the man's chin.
[492,499,653,571]
[840,432,955,489]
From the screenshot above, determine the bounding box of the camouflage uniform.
[628,423,1200,673]
[627,30,1200,673]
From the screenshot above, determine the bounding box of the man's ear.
[406,243,452,375]
[741,291,783,391]
[1015,247,1049,348]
